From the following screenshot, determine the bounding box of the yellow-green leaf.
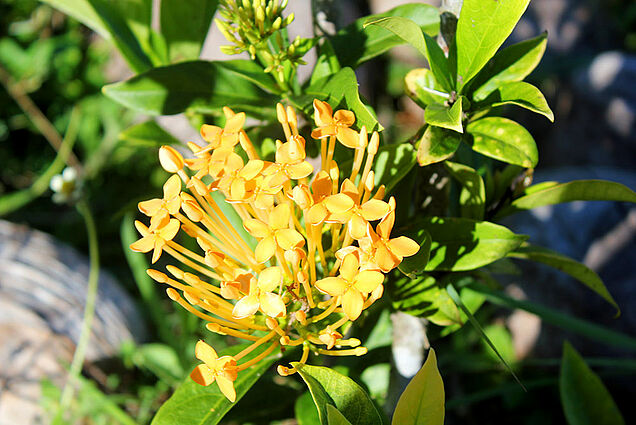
[392,348,444,425]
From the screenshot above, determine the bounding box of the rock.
[0,220,146,424]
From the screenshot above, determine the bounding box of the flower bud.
[159,145,184,173]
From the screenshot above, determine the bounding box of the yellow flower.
[243,203,305,263]
[315,253,384,320]
[190,340,238,402]
[311,99,362,148]
[232,266,287,318]
[129,216,180,263]
[131,100,420,402]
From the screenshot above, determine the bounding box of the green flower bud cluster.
[216,0,294,58]
[261,35,316,73]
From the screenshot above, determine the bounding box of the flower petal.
[286,161,313,179]
[190,364,215,386]
[138,198,162,216]
[244,218,270,238]
[307,203,328,225]
[275,228,305,250]
[374,243,400,272]
[258,266,282,293]
[324,193,355,214]
[239,159,264,180]
[342,289,364,321]
[224,112,245,134]
[313,99,333,127]
[311,171,332,199]
[334,109,355,126]
[376,211,395,240]
[259,292,286,318]
[353,270,384,294]
[337,127,362,149]
[163,174,182,199]
[348,213,368,240]
[339,253,359,282]
[129,236,154,253]
[360,199,390,221]
[255,236,276,263]
[388,236,420,258]
[215,374,237,402]
[195,340,218,364]
[315,277,348,297]
[159,218,180,241]
[270,203,291,230]
[232,294,260,319]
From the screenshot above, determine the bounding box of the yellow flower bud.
[159,145,184,173]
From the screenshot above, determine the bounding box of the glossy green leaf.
[364,17,451,91]
[392,348,444,425]
[119,121,180,147]
[398,230,431,278]
[151,343,279,425]
[439,283,486,336]
[469,32,548,100]
[417,125,462,166]
[467,117,538,168]
[481,324,516,365]
[404,68,449,108]
[303,67,382,132]
[471,283,636,351]
[373,143,417,193]
[103,60,277,116]
[445,161,486,219]
[495,180,636,218]
[508,244,619,315]
[392,276,461,326]
[447,285,524,388]
[560,342,625,425]
[408,217,526,271]
[43,0,153,72]
[425,99,464,133]
[310,39,342,86]
[327,405,354,425]
[294,364,383,425]
[478,81,554,121]
[331,3,440,68]
[296,392,321,425]
[456,0,531,88]
[160,0,218,62]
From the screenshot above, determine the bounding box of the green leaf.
[508,244,620,315]
[392,276,460,326]
[560,342,625,425]
[425,98,464,133]
[467,117,538,168]
[398,230,431,278]
[43,0,153,72]
[404,68,449,108]
[327,405,354,425]
[409,217,526,271]
[151,343,279,425]
[310,40,342,86]
[471,283,636,351]
[296,392,321,425]
[440,283,486,336]
[302,67,382,132]
[364,17,452,91]
[331,3,440,68]
[445,161,486,219]
[469,32,548,100]
[416,125,462,166]
[372,143,417,193]
[294,364,383,425]
[119,121,180,147]
[456,0,531,89]
[481,324,516,365]
[132,343,185,384]
[495,180,636,218]
[103,60,277,116]
[446,285,525,389]
[392,348,444,425]
[160,0,218,62]
[478,81,554,121]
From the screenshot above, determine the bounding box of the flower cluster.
[131,100,419,402]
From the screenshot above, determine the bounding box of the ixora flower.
[131,101,419,401]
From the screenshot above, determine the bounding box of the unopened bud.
[368,132,379,155]
[166,288,180,301]
[166,265,184,279]
[159,145,184,173]
[364,171,375,192]
[147,269,168,283]
[276,103,287,124]
[183,291,200,305]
